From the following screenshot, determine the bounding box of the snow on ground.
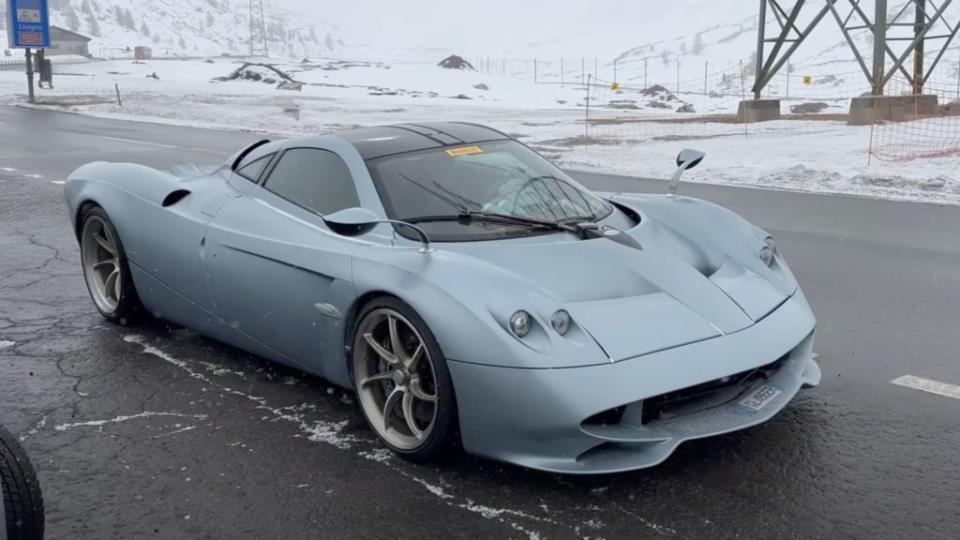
[1,56,957,205]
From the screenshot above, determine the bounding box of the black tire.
[0,425,44,540]
[79,205,143,325]
[351,296,459,462]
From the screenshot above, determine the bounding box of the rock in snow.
[438,55,475,71]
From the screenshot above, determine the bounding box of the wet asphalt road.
[1,105,959,539]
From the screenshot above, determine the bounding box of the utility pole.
[249,0,268,57]
[585,74,591,141]
[872,0,888,95]
[248,0,255,56]
[786,62,790,98]
[259,0,268,57]
[913,0,926,95]
[704,61,708,95]
[739,59,746,99]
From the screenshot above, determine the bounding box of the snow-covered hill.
[3,0,958,88]
[2,0,347,59]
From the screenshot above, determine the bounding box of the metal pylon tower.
[248,0,269,57]
[753,0,960,97]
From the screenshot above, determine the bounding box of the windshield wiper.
[405,210,641,249]
[407,210,579,233]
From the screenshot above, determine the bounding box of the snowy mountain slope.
[2,0,958,92]
[274,0,960,90]
[2,0,347,58]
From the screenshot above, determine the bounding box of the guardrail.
[0,60,27,72]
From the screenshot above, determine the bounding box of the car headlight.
[550,310,571,335]
[509,310,531,337]
[759,236,777,266]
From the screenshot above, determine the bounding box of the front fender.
[349,245,611,370]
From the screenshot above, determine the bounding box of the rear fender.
[66,162,188,239]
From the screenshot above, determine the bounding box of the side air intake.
[161,189,191,207]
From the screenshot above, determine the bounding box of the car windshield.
[368,140,612,241]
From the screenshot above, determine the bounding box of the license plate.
[739,385,782,412]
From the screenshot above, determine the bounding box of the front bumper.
[447,292,819,474]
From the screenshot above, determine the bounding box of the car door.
[204,145,366,375]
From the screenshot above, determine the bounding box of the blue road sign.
[5,0,51,49]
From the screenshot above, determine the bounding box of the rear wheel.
[351,297,458,461]
[79,206,143,325]
[1,424,44,540]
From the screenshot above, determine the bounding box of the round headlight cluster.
[510,310,573,338]
[550,310,571,335]
[509,310,531,337]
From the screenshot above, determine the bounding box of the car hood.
[441,205,795,362]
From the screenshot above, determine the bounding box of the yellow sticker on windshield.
[446,146,484,157]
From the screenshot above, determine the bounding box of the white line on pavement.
[0,167,16,172]
[94,135,181,149]
[891,375,960,401]
[50,180,65,185]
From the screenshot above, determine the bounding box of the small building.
[134,46,152,60]
[46,26,92,57]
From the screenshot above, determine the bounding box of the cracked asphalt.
[2,105,960,539]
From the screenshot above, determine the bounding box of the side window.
[263,148,360,215]
[236,153,274,182]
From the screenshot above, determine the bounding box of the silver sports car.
[65,122,820,474]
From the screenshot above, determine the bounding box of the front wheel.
[79,205,143,325]
[351,297,458,461]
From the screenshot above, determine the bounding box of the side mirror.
[668,149,706,197]
[322,207,382,236]
[676,149,705,170]
[322,207,434,253]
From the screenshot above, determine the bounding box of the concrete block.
[737,100,781,123]
[848,95,939,125]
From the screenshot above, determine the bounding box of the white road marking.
[50,180,65,185]
[0,167,16,172]
[94,135,181,149]
[891,375,960,401]
[25,173,43,179]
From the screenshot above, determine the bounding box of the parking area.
[1,105,959,539]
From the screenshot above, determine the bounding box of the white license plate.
[739,385,782,412]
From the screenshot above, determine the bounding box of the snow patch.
[198,360,247,378]
[152,425,199,438]
[124,335,362,451]
[0,340,14,349]
[18,415,47,442]
[54,411,207,431]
